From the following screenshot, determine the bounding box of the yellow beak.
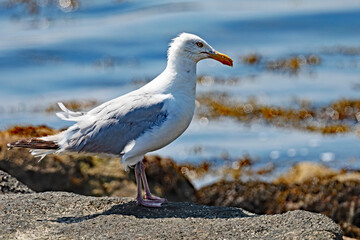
[208,51,233,67]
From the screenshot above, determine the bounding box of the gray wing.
[65,97,168,155]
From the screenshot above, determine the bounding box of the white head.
[167,33,233,67]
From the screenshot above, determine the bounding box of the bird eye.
[196,42,203,48]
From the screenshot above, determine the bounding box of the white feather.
[24,33,230,170]
[30,149,57,161]
[56,102,85,121]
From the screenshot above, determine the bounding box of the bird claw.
[145,194,167,203]
[136,198,163,208]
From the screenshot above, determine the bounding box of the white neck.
[144,55,197,97]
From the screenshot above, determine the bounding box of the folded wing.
[62,95,168,156]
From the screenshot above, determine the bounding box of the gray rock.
[0,169,33,194]
[0,192,342,239]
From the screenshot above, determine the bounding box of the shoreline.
[1,125,360,238]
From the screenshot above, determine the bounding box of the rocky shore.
[2,126,360,238]
[197,168,360,238]
[0,190,342,239]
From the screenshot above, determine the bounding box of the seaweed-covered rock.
[0,192,342,239]
[197,178,360,238]
[274,162,337,184]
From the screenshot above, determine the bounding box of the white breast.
[121,48,198,167]
[122,93,195,167]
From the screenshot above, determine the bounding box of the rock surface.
[0,169,33,194]
[0,192,342,239]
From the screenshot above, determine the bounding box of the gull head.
[168,33,233,67]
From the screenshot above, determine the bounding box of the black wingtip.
[6,138,59,150]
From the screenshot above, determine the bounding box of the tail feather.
[30,149,58,161]
[56,102,85,121]
[7,138,59,150]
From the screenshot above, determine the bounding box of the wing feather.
[62,94,169,155]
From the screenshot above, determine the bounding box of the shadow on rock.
[51,201,252,224]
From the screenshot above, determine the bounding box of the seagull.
[8,33,233,207]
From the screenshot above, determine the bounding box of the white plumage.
[9,33,233,207]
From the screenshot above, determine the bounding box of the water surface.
[1,0,360,185]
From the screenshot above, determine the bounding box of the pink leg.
[135,162,162,207]
[139,161,167,203]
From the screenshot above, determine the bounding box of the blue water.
[1,0,360,184]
